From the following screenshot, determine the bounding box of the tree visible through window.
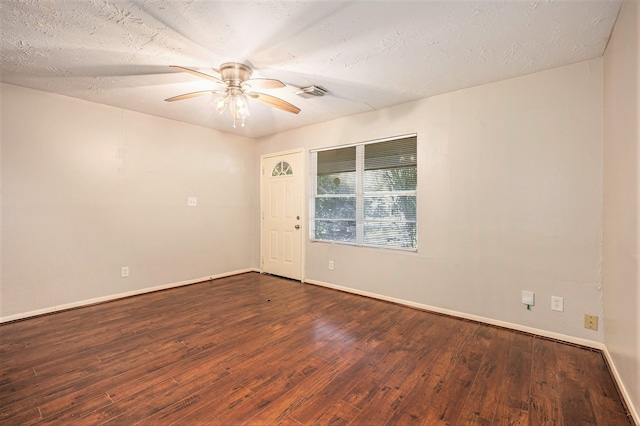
[311,135,417,250]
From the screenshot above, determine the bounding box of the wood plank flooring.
[0,272,634,425]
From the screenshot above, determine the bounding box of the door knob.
[295,224,300,229]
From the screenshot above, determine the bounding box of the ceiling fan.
[165,62,301,128]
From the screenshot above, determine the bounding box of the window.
[310,134,417,250]
[272,161,293,176]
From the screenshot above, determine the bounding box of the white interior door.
[261,150,304,281]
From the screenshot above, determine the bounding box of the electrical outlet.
[328,261,334,271]
[584,314,598,331]
[121,266,129,278]
[522,291,534,306]
[551,296,564,312]
[188,197,198,207]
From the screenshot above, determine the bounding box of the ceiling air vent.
[296,85,328,98]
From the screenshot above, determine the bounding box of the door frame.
[260,148,306,281]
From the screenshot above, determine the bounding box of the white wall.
[603,0,640,417]
[0,83,258,319]
[258,59,604,343]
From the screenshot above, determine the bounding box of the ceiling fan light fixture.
[212,94,229,113]
[229,91,250,128]
[234,93,250,117]
[212,90,250,127]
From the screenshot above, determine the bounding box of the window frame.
[309,133,418,251]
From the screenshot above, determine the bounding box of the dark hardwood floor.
[0,272,633,425]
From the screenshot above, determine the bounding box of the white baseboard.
[304,278,603,349]
[0,268,260,324]
[602,345,640,425]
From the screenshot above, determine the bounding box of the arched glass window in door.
[272,161,294,177]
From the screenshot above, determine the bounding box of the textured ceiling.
[0,0,622,138]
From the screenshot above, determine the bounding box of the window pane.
[315,220,356,242]
[317,147,356,174]
[364,195,416,221]
[364,137,416,169]
[317,171,356,195]
[363,166,417,192]
[315,197,356,219]
[272,161,294,177]
[364,221,417,249]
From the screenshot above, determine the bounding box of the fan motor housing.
[219,62,253,87]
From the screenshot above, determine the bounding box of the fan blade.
[250,92,301,114]
[170,65,225,85]
[244,78,286,89]
[165,90,223,102]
